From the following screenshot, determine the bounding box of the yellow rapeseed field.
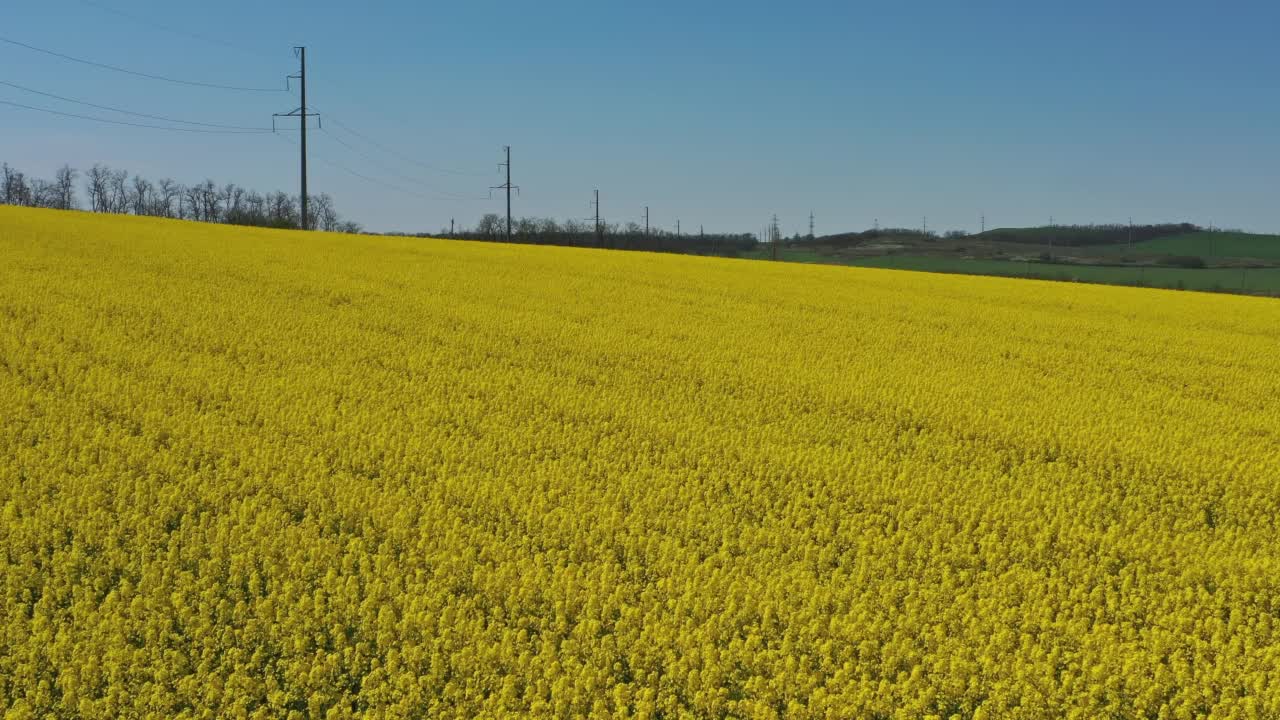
[1,205,1279,719]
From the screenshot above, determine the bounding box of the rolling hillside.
[1094,231,1280,260]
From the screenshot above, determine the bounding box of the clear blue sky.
[3,0,1278,235]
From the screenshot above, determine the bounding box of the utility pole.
[923,216,928,236]
[450,218,455,238]
[592,189,601,247]
[506,146,511,241]
[297,47,308,230]
[676,219,681,238]
[771,214,780,260]
[491,146,517,242]
[644,206,649,239]
[1128,217,1133,252]
[981,213,985,234]
[809,211,815,240]
[273,46,319,230]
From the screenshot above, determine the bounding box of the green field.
[840,255,1280,293]
[739,226,1280,295]
[740,247,831,264]
[1094,232,1280,260]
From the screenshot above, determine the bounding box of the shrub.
[1164,256,1206,269]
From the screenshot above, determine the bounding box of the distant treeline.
[804,223,1206,248]
[408,213,759,255]
[0,161,361,233]
[800,228,937,248]
[975,223,1202,246]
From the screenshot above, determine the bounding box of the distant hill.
[769,222,1280,295]
[806,223,1206,249]
[805,224,1280,259]
[804,228,936,248]
[970,224,1200,247]
[1094,232,1280,260]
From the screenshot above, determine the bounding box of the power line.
[0,99,272,134]
[276,131,401,194]
[0,79,272,131]
[321,127,490,200]
[0,35,283,93]
[319,128,488,200]
[64,0,479,188]
[322,115,488,178]
[70,0,277,58]
[295,91,492,187]
[276,132,486,205]
[285,55,496,186]
[278,64,488,207]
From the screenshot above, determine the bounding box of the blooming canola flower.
[1,205,1278,719]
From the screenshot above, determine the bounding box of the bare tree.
[0,163,12,205]
[2,164,32,206]
[108,169,129,213]
[243,191,265,223]
[182,183,202,221]
[311,193,338,231]
[196,180,220,222]
[54,165,77,210]
[220,183,245,223]
[1,163,14,205]
[131,176,152,216]
[267,191,296,228]
[4,159,349,230]
[86,164,111,213]
[28,179,57,208]
[477,213,502,241]
[156,179,180,218]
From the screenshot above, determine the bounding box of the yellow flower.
[1,205,1278,718]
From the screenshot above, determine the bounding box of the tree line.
[425,214,759,256]
[0,161,361,233]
